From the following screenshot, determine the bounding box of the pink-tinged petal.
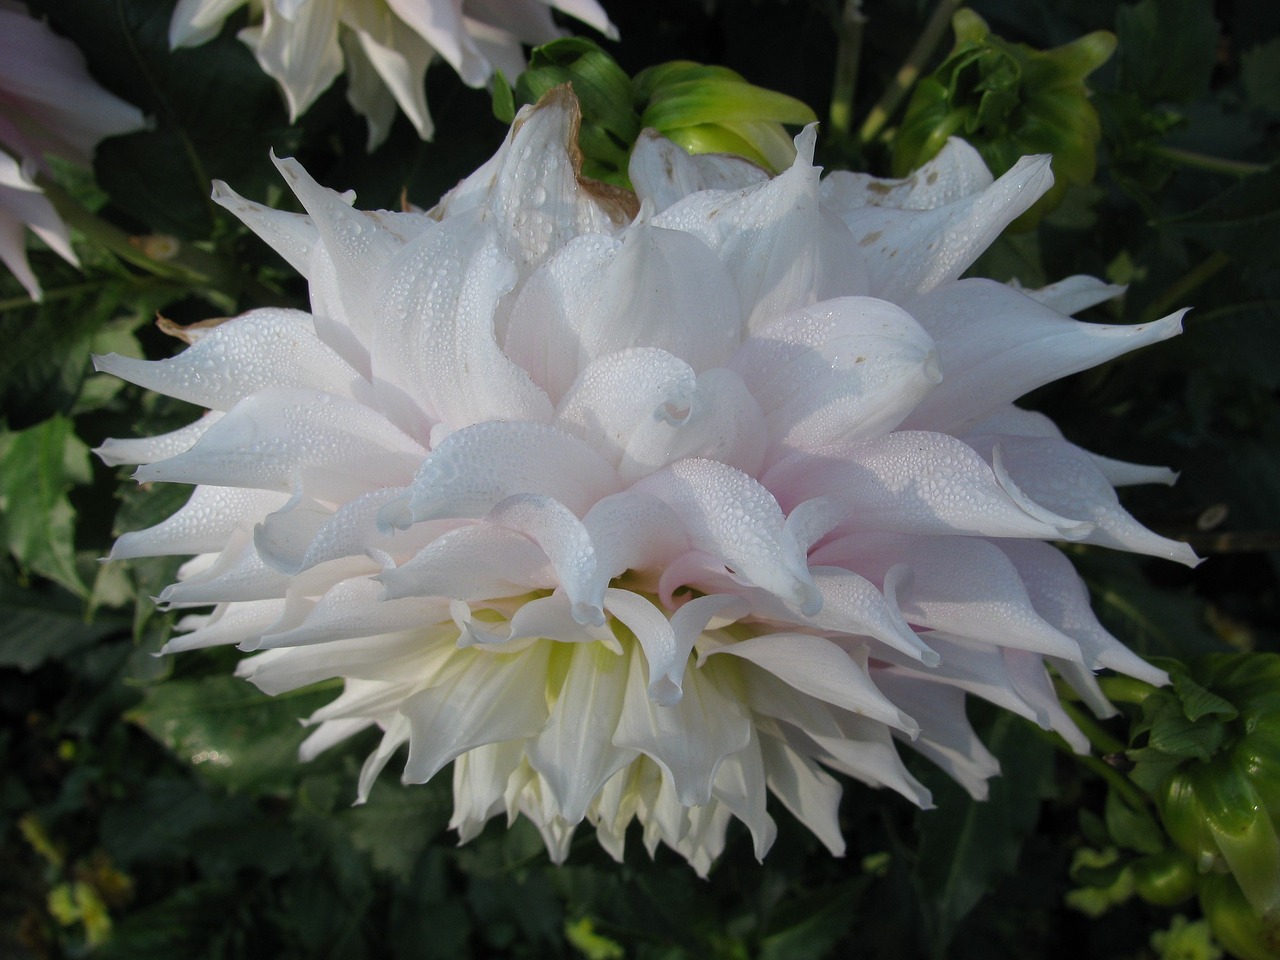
[870,671,1000,800]
[272,155,428,348]
[0,152,77,299]
[246,0,344,121]
[212,179,319,282]
[965,404,1179,488]
[1018,274,1125,316]
[380,421,620,530]
[633,459,821,615]
[528,641,638,823]
[257,577,450,648]
[807,567,938,665]
[997,539,1170,687]
[580,490,690,597]
[161,599,287,653]
[653,126,822,330]
[731,297,940,457]
[93,308,363,411]
[372,209,551,432]
[902,279,1186,433]
[804,715,932,806]
[488,493,601,625]
[0,10,145,166]
[629,129,769,213]
[764,431,1092,541]
[613,647,752,806]
[975,435,1199,565]
[820,138,992,215]
[545,0,617,39]
[876,635,1044,725]
[95,413,223,467]
[556,349,765,480]
[430,87,625,266]
[378,523,554,601]
[1003,649,1089,752]
[506,222,744,401]
[255,488,449,574]
[401,643,554,783]
[706,633,916,733]
[830,154,1053,304]
[135,386,424,501]
[110,486,288,560]
[759,734,846,855]
[868,535,1085,661]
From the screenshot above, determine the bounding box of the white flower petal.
[136,386,424,501]
[613,647,751,806]
[903,279,1186,433]
[93,308,363,411]
[731,296,940,457]
[633,459,821,615]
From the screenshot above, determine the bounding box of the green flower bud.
[1138,655,1280,921]
[1200,874,1280,960]
[494,40,817,188]
[892,8,1115,228]
[1132,850,1199,907]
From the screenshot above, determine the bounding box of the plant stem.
[828,0,867,144]
[858,0,964,146]
[1140,250,1229,323]
[1149,144,1269,178]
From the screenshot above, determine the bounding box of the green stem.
[1140,250,1230,323]
[1148,144,1269,178]
[828,0,867,143]
[1029,721,1151,813]
[37,177,228,288]
[858,0,964,146]
[1060,698,1128,756]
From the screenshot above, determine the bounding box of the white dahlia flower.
[97,88,1195,875]
[168,0,616,149]
[0,0,145,299]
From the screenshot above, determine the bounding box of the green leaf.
[913,711,1055,954]
[1104,790,1166,855]
[757,880,863,960]
[341,778,452,880]
[1164,164,1280,276]
[1241,38,1280,113]
[1115,0,1219,104]
[0,415,93,595]
[126,674,337,795]
[0,578,125,670]
[1172,672,1239,723]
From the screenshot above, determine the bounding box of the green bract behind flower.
[1129,655,1280,931]
[494,39,817,186]
[893,9,1115,228]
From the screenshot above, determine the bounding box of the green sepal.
[892,9,1115,228]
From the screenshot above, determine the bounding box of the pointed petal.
[629,129,768,213]
[401,643,553,783]
[378,523,554,601]
[819,137,992,214]
[527,641,637,822]
[903,279,1185,433]
[111,486,287,560]
[731,296,940,456]
[135,386,424,501]
[831,154,1053,303]
[613,647,751,806]
[764,431,1093,541]
[93,308,362,411]
[379,421,619,529]
[633,458,821,614]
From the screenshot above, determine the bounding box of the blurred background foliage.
[2,0,1279,957]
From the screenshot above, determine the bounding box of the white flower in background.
[97,88,1195,875]
[169,0,616,149]
[0,1,145,300]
